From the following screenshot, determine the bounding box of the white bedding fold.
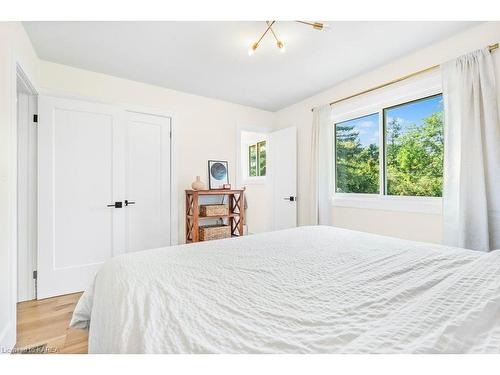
[71,226,500,353]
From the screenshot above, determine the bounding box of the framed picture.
[208,160,229,189]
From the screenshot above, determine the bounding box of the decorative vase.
[191,176,206,190]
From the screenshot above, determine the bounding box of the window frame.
[256,140,266,177]
[330,74,443,214]
[248,144,257,177]
[382,93,444,198]
[245,140,267,182]
[334,112,381,195]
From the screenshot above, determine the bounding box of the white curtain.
[442,48,500,251]
[309,104,332,225]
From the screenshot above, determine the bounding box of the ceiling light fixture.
[248,20,276,56]
[248,42,259,56]
[248,21,330,55]
[267,21,285,53]
[277,40,285,53]
[295,20,331,31]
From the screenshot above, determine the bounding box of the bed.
[70,225,500,353]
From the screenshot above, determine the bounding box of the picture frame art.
[208,160,229,189]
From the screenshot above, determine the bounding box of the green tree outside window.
[249,144,257,177]
[248,141,266,177]
[334,94,443,197]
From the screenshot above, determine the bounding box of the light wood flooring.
[15,292,88,354]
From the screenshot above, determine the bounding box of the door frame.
[3,57,38,350]
[234,123,273,188]
[16,69,38,302]
[235,123,273,233]
[37,90,179,247]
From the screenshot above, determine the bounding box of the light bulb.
[313,22,331,31]
[248,42,259,56]
[277,40,285,53]
[321,23,332,32]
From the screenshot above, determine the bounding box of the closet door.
[38,96,125,299]
[124,111,171,252]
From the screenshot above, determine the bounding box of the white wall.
[36,60,275,243]
[0,22,39,350]
[274,22,500,244]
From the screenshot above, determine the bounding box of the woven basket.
[199,224,231,241]
[200,204,229,217]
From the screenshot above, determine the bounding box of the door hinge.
[33,270,37,280]
[33,114,38,123]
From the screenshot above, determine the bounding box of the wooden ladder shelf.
[185,189,245,243]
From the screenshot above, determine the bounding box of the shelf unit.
[185,189,245,243]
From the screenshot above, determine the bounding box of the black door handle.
[107,201,123,208]
[125,200,135,206]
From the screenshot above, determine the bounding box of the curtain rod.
[311,43,499,112]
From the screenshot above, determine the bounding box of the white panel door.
[124,112,171,252]
[269,126,297,230]
[38,96,125,299]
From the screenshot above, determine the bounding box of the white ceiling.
[23,21,479,111]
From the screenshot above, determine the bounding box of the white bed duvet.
[71,226,500,353]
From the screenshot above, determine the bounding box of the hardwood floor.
[15,292,88,354]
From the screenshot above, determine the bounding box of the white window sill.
[331,194,442,215]
[242,176,266,185]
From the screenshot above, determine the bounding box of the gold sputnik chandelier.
[248,21,331,56]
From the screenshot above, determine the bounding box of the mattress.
[70,226,500,353]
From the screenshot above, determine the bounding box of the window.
[334,94,443,198]
[257,141,266,176]
[384,95,443,197]
[335,113,380,194]
[240,130,267,183]
[248,140,266,177]
[249,144,257,176]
